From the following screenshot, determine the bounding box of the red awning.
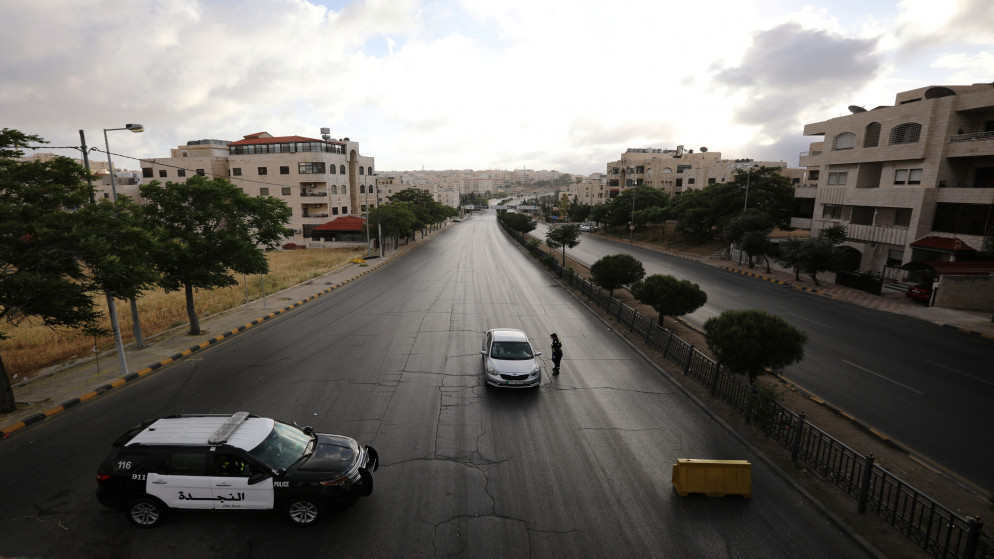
[312,216,366,232]
[909,236,976,252]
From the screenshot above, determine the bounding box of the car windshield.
[491,341,534,360]
[247,421,313,470]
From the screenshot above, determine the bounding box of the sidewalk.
[0,229,443,439]
[628,239,994,340]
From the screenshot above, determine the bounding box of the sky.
[2,0,993,175]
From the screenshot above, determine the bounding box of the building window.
[280,166,290,175]
[889,123,922,145]
[177,169,186,177]
[159,169,167,178]
[828,172,848,185]
[260,187,269,196]
[367,166,372,175]
[233,168,242,176]
[282,187,291,195]
[361,204,367,212]
[895,208,913,226]
[341,186,347,195]
[707,178,716,185]
[833,133,856,150]
[822,205,843,219]
[864,123,881,147]
[299,162,326,174]
[142,167,153,178]
[677,165,692,174]
[932,202,994,235]
[340,165,346,174]
[196,169,205,176]
[359,167,364,175]
[341,206,348,214]
[886,249,903,268]
[808,170,820,181]
[688,178,695,185]
[332,207,339,215]
[258,167,267,176]
[850,206,874,225]
[676,178,683,187]
[635,166,644,174]
[895,168,923,185]
[330,165,336,174]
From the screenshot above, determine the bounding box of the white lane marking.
[925,360,994,387]
[786,312,833,328]
[842,360,925,395]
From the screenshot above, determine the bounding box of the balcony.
[846,223,908,246]
[946,130,994,158]
[798,150,822,167]
[949,131,994,143]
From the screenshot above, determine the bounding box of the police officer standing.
[550,333,563,375]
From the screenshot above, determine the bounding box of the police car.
[96,412,378,527]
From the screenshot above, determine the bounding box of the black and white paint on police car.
[147,472,275,510]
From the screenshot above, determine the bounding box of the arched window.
[863,123,881,147]
[359,167,364,175]
[833,132,856,150]
[889,123,922,145]
[330,185,338,195]
[360,185,365,194]
[340,164,346,174]
[367,166,373,175]
[330,165,336,174]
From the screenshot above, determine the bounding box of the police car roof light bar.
[208,411,251,445]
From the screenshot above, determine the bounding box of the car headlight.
[530,366,540,376]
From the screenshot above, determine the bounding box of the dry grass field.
[1,247,364,384]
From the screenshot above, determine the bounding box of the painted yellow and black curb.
[0,242,431,440]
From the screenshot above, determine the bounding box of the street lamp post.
[103,123,146,365]
[373,174,382,257]
[629,177,636,244]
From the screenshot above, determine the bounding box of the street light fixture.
[102,123,147,370]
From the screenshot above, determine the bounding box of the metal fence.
[507,225,991,559]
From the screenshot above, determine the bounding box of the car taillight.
[96,474,111,482]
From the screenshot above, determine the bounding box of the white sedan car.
[481,329,543,388]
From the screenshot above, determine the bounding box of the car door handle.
[152,480,167,484]
[215,482,232,487]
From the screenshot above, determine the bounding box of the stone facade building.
[796,83,994,280]
[139,131,375,243]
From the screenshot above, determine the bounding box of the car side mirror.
[303,426,314,435]
[481,350,488,355]
[535,351,543,356]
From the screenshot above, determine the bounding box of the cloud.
[712,22,881,161]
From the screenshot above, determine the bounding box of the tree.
[605,186,670,228]
[740,230,774,271]
[141,176,291,335]
[0,129,105,412]
[723,209,774,268]
[704,309,807,382]
[369,201,417,249]
[499,212,536,235]
[631,274,707,327]
[590,254,646,297]
[822,224,848,245]
[779,237,834,285]
[545,224,581,266]
[731,166,796,230]
[558,193,572,222]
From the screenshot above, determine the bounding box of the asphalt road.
[534,222,994,491]
[0,214,870,558]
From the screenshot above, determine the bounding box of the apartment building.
[139,131,375,242]
[606,147,802,199]
[797,83,994,280]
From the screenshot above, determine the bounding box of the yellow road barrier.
[672,458,751,498]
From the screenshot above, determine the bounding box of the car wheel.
[284,496,325,526]
[127,497,166,528]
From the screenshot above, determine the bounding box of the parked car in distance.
[579,223,598,232]
[96,412,378,528]
[906,281,933,302]
[481,328,542,388]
